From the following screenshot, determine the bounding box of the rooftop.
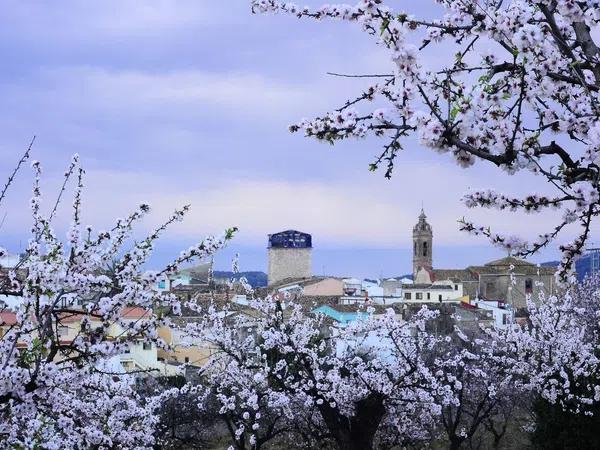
[268,229,312,249]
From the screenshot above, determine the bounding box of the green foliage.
[19,337,46,367]
[225,226,238,240]
[379,17,390,34]
[449,105,460,121]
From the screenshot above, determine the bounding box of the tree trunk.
[448,436,464,450]
[318,393,386,450]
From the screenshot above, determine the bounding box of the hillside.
[213,271,268,288]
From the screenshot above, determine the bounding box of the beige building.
[158,323,215,367]
[268,230,312,286]
[0,311,17,340]
[274,277,344,297]
[55,307,179,376]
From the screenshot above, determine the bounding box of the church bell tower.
[413,209,433,278]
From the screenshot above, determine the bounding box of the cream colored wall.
[303,278,344,296]
[414,267,433,284]
[157,326,215,367]
[158,345,214,367]
[268,247,312,285]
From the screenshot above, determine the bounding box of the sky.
[0,1,594,278]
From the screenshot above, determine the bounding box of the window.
[525,278,533,294]
[158,280,166,289]
[486,282,496,297]
[404,292,412,300]
[58,326,68,337]
[427,292,431,300]
[184,357,190,363]
[415,293,423,300]
[423,242,428,257]
[143,342,152,351]
[438,294,442,301]
[124,346,131,354]
[414,241,417,256]
[454,284,459,291]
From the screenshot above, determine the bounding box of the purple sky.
[0,1,593,278]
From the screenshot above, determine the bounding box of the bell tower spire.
[413,208,433,279]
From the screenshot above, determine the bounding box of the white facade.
[401,280,464,303]
[472,299,514,328]
[121,340,160,371]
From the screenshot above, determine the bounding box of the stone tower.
[268,230,312,286]
[413,209,433,278]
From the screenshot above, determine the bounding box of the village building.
[156,262,212,298]
[158,320,215,367]
[268,230,312,286]
[274,276,344,297]
[411,210,556,310]
[0,311,17,339]
[1,306,180,376]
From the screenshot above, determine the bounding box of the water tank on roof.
[268,230,312,249]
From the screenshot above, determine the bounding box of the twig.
[326,72,393,78]
[0,136,36,207]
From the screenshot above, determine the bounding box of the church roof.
[468,256,555,275]
[432,269,479,282]
[434,258,555,278]
[484,256,534,267]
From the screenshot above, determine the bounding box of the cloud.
[0,2,234,40]
[0,160,575,252]
[0,0,594,272]
[1,66,330,123]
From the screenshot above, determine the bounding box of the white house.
[117,307,180,376]
[400,279,464,303]
[471,299,514,328]
[57,307,179,377]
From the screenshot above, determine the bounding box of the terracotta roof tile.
[0,311,17,325]
[120,306,151,319]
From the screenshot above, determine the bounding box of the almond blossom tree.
[489,290,600,414]
[430,335,522,450]
[0,147,235,448]
[251,0,600,281]
[187,297,458,450]
[188,289,600,447]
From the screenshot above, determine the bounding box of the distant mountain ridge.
[212,260,595,289]
[213,271,268,288]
